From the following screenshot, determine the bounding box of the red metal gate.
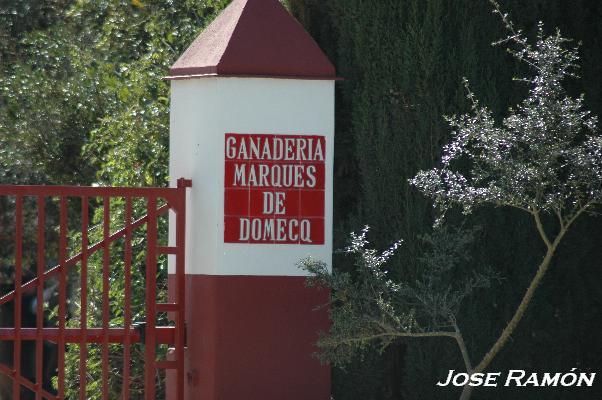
[0,178,190,400]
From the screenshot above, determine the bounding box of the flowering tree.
[304,3,602,399]
[411,1,602,377]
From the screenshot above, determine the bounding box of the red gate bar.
[0,327,177,344]
[13,196,22,400]
[58,196,67,399]
[0,185,184,198]
[101,196,110,400]
[0,180,190,400]
[36,196,45,400]
[79,196,88,400]
[145,197,158,400]
[123,196,133,400]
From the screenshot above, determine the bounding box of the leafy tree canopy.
[0,0,229,186]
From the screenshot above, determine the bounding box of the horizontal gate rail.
[0,203,170,307]
[0,179,190,400]
[0,184,183,200]
[0,327,177,344]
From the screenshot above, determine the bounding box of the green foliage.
[401,226,499,330]
[0,17,99,184]
[0,0,230,187]
[79,0,231,187]
[302,226,497,369]
[302,228,407,366]
[0,0,229,397]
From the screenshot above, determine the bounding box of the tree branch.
[473,245,556,373]
[330,330,457,348]
[532,208,552,249]
[564,200,595,232]
[554,207,565,230]
[334,318,475,378]
[451,318,473,373]
[508,203,532,213]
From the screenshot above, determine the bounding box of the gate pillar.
[167,0,337,399]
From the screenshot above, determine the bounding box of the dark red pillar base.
[182,274,330,400]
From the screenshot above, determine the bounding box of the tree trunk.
[459,384,473,400]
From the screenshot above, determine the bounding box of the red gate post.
[167,0,337,398]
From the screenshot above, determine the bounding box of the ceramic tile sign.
[224,133,325,244]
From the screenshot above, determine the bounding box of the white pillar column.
[168,1,337,398]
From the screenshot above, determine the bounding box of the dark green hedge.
[288,1,602,399]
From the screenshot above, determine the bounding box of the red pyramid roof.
[168,0,337,80]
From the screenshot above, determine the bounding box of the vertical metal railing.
[101,196,110,400]
[123,196,133,400]
[79,196,88,400]
[145,196,158,399]
[0,181,190,400]
[12,196,22,400]
[58,197,67,399]
[36,196,45,400]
